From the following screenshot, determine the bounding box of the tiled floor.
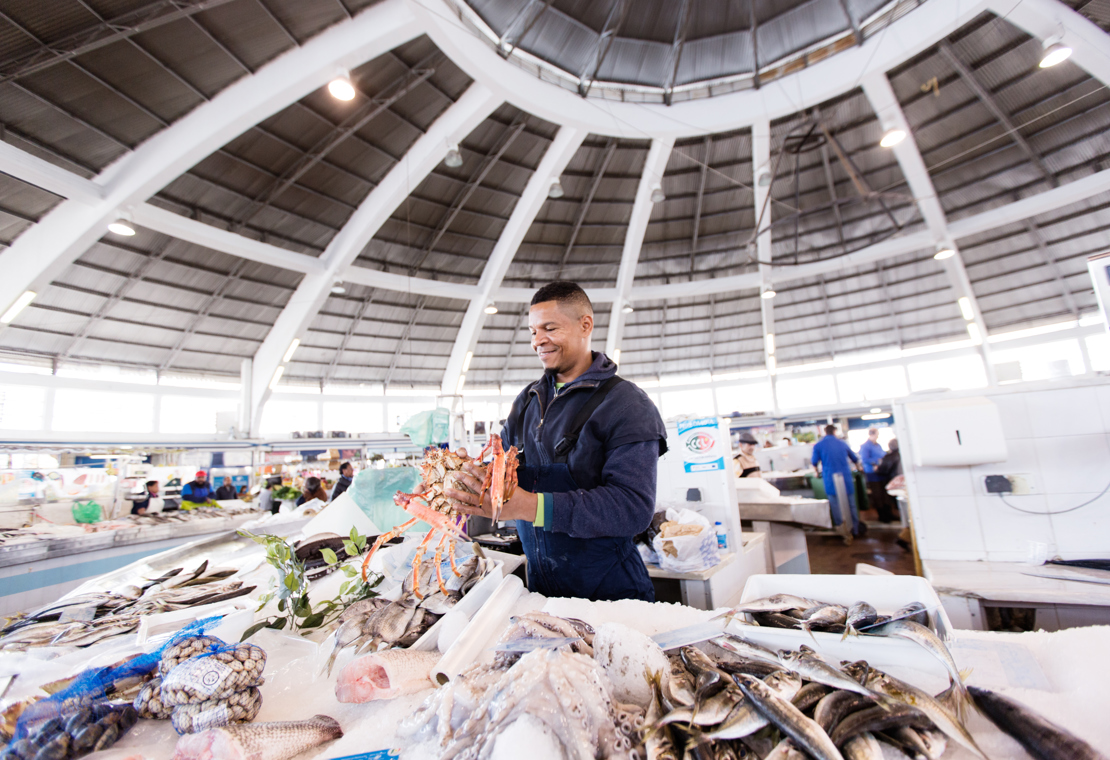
[806,521,916,576]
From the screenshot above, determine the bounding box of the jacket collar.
[537,351,616,399]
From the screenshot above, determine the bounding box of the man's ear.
[581,314,594,335]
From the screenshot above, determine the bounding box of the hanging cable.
[997,480,1110,516]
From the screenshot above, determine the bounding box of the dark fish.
[718,658,784,679]
[892,602,928,626]
[733,674,843,760]
[842,602,878,640]
[680,646,725,698]
[969,685,1107,760]
[753,612,802,629]
[814,691,873,733]
[791,683,832,714]
[829,703,931,747]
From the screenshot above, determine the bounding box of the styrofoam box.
[723,574,957,686]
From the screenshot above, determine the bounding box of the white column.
[751,120,779,414]
[604,137,675,358]
[440,125,587,393]
[238,358,252,438]
[251,84,501,432]
[862,71,997,384]
[0,0,421,321]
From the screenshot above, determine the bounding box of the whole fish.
[800,605,847,638]
[717,594,821,618]
[841,732,883,760]
[753,611,802,629]
[655,687,744,728]
[718,658,785,679]
[814,691,872,733]
[828,703,931,746]
[865,619,970,718]
[892,602,928,626]
[842,602,878,640]
[733,674,843,760]
[709,635,779,664]
[700,670,802,741]
[665,656,696,707]
[969,685,1107,760]
[777,647,885,702]
[170,715,343,760]
[680,646,726,697]
[644,672,680,760]
[325,616,369,675]
[335,649,440,703]
[860,668,987,759]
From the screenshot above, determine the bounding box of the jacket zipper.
[533,379,598,437]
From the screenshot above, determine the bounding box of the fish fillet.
[335,649,440,703]
[170,715,342,760]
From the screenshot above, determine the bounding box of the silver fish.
[842,732,883,760]
[842,601,878,640]
[893,601,928,626]
[717,594,821,617]
[655,687,744,728]
[710,634,780,664]
[700,670,802,741]
[325,616,367,675]
[170,714,343,760]
[865,619,969,718]
[733,674,843,760]
[969,685,1105,760]
[777,647,884,702]
[828,702,931,746]
[800,605,847,637]
[644,672,680,760]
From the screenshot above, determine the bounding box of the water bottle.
[715,521,728,551]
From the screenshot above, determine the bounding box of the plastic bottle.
[715,521,728,551]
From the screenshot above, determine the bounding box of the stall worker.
[215,477,238,501]
[733,432,762,478]
[126,480,162,515]
[812,425,863,541]
[180,471,218,509]
[297,476,328,506]
[258,477,278,514]
[445,281,667,603]
[858,427,887,522]
[875,438,902,525]
[330,462,354,501]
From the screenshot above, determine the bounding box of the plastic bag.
[399,408,449,447]
[651,507,720,573]
[170,687,261,734]
[350,467,423,535]
[71,501,102,523]
[160,641,265,705]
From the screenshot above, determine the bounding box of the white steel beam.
[751,120,779,413]
[987,0,1110,87]
[604,137,674,359]
[862,71,996,384]
[0,0,421,323]
[251,83,501,432]
[412,0,993,138]
[0,140,103,203]
[439,125,586,394]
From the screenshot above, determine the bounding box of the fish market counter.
[0,510,276,617]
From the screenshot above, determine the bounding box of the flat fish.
[335,650,440,703]
[170,715,342,760]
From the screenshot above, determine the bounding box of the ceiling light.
[484,302,498,315]
[756,168,772,187]
[612,349,621,365]
[934,247,956,261]
[622,302,634,314]
[766,355,777,374]
[1,290,36,324]
[761,289,776,300]
[108,219,136,236]
[330,285,345,294]
[880,128,907,148]
[958,296,974,320]
[765,333,775,354]
[1040,38,1072,68]
[967,322,982,344]
[870,407,882,414]
[650,185,666,203]
[328,74,356,101]
[282,338,300,363]
[444,144,463,168]
[463,351,473,372]
[548,178,564,199]
[269,366,285,389]
[862,412,891,420]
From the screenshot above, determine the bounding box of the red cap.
[195,470,207,479]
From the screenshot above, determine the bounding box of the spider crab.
[360,435,519,597]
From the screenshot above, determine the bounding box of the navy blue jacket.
[500,352,667,539]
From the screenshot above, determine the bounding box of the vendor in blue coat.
[812,425,863,539]
[445,281,667,602]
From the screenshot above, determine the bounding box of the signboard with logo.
[676,417,726,473]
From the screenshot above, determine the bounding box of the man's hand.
[443,448,538,522]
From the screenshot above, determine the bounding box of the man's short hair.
[340,461,352,473]
[145,480,158,489]
[825,424,837,435]
[531,281,593,318]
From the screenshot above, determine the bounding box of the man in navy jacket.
[446,282,666,601]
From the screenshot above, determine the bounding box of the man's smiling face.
[529,299,592,375]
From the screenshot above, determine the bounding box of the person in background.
[237,485,252,503]
[875,438,902,526]
[733,432,762,478]
[258,477,277,514]
[812,424,863,543]
[180,471,218,509]
[858,427,886,522]
[762,440,774,448]
[330,462,354,501]
[126,480,161,515]
[297,476,328,506]
[215,477,237,501]
[782,437,793,446]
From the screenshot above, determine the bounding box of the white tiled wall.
[896,377,1110,562]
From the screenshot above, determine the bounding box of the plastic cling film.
[170,687,262,734]
[174,704,230,734]
[492,636,582,653]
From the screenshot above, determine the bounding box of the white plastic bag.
[651,507,720,573]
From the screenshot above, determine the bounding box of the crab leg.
[400,495,470,540]
[448,517,464,577]
[432,531,451,595]
[410,527,439,600]
[361,517,419,582]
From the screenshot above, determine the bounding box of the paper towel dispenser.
[904,396,1008,467]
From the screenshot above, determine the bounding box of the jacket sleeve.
[181,484,194,501]
[547,440,659,539]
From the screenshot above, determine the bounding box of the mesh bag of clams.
[169,687,262,734]
[160,638,266,705]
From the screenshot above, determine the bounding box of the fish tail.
[840,625,855,642]
[937,679,974,723]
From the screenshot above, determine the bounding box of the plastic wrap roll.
[431,574,524,685]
